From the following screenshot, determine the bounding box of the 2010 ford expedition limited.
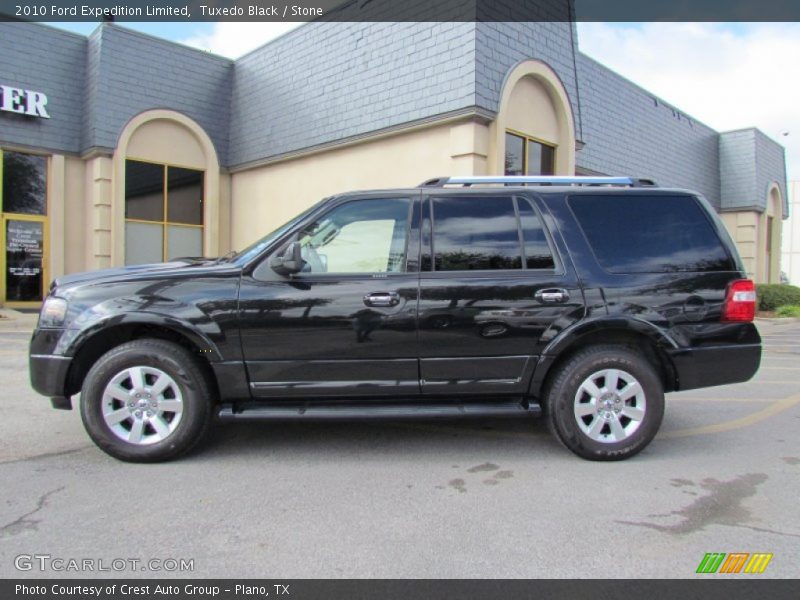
[29,176,761,462]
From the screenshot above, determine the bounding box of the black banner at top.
[1,0,800,22]
[2,579,800,600]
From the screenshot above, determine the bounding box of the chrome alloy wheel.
[573,368,646,444]
[101,366,184,445]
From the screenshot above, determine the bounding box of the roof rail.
[418,176,658,188]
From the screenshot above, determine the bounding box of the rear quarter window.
[568,194,735,274]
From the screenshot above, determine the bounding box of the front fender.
[55,309,224,362]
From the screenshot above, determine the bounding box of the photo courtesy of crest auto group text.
[0,0,798,595]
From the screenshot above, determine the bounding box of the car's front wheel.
[80,339,214,462]
[544,345,665,460]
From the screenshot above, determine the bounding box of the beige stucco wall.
[63,155,86,275]
[721,184,785,284]
[504,76,560,145]
[721,211,760,280]
[126,119,208,169]
[47,154,65,281]
[765,185,782,284]
[229,118,490,251]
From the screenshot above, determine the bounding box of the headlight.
[39,297,68,328]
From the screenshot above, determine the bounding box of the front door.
[238,193,420,398]
[0,150,48,308]
[417,191,584,396]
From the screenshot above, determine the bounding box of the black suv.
[29,176,761,462]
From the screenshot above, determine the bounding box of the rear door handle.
[535,288,569,303]
[363,292,400,307]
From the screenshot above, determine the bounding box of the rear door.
[237,193,421,398]
[417,190,584,396]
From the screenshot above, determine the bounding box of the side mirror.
[270,241,306,276]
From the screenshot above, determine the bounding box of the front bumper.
[29,354,73,409]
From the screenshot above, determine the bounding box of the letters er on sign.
[0,85,50,118]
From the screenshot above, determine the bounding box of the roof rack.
[418,176,658,188]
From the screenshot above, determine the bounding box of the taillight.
[721,279,756,322]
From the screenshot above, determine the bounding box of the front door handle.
[535,288,569,303]
[363,292,400,307]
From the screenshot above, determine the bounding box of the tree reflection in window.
[2,151,47,215]
[433,196,523,271]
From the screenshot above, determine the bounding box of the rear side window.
[432,196,522,271]
[428,196,556,272]
[569,194,734,273]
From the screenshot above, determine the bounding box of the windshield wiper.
[212,250,237,264]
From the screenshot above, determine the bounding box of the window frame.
[254,194,416,281]
[422,191,562,277]
[124,158,205,264]
[504,130,556,177]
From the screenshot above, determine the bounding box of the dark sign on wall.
[5,219,43,301]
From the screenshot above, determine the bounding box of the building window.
[504,132,555,176]
[124,160,204,265]
[2,151,47,215]
[1,150,48,304]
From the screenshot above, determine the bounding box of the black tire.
[544,345,664,461]
[80,339,215,462]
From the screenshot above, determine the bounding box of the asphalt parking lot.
[0,318,798,579]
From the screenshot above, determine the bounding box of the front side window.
[504,132,555,176]
[124,160,204,265]
[569,194,735,273]
[429,196,555,272]
[297,198,410,275]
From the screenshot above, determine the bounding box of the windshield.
[229,197,331,265]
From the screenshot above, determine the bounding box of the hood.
[50,258,224,292]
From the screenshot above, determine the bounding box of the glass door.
[0,150,49,308]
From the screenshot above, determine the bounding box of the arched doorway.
[112,110,220,266]
[764,183,783,283]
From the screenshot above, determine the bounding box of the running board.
[218,400,541,421]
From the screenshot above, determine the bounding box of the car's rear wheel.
[544,345,664,460]
[80,339,214,462]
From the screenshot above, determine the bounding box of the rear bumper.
[667,343,761,391]
[29,354,73,409]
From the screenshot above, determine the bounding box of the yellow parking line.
[668,397,777,403]
[661,393,800,439]
[732,380,800,385]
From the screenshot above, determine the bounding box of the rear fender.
[528,317,678,397]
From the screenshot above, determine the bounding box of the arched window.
[124,160,204,264]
